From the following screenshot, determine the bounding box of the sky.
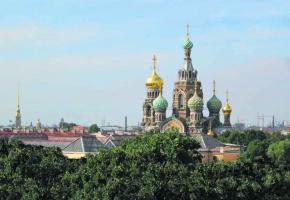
[0,0,289,127]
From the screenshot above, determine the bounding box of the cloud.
[0,23,100,49]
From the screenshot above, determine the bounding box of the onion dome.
[153,93,168,112]
[183,37,193,49]
[223,90,232,115]
[183,24,193,49]
[145,55,164,89]
[188,79,203,112]
[207,81,222,113]
[207,95,222,113]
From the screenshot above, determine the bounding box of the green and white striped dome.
[153,94,168,112]
[183,37,193,49]
[188,93,203,112]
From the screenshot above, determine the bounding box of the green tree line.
[0,130,289,199]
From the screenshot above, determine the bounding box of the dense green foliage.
[88,124,100,133]
[0,130,289,200]
[0,139,83,199]
[218,130,290,169]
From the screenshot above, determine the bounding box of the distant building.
[139,26,239,162]
[141,27,232,134]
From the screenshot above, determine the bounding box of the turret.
[188,79,204,133]
[223,90,232,127]
[207,80,222,127]
[153,89,168,125]
[142,55,164,128]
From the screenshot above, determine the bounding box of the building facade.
[141,27,233,135]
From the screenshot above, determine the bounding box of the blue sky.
[0,0,289,127]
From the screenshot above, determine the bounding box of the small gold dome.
[145,70,163,89]
[223,103,232,112]
[222,90,232,116]
[145,55,163,89]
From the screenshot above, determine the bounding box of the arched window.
[146,106,151,117]
[178,94,184,108]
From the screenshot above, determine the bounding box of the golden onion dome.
[222,90,232,115]
[145,55,163,89]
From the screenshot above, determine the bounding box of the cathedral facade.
[141,29,232,135]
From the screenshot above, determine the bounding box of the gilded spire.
[194,78,198,95]
[15,86,22,129]
[207,120,214,137]
[17,86,20,110]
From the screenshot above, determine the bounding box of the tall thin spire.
[194,79,198,95]
[213,80,216,95]
[17,86,20,110]
[186,24,190,38]
[207,120,214,136]
[226,90,229,103]
[15,86,22,129]
[152,54,157,73]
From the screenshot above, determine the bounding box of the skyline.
[0,1,290,126]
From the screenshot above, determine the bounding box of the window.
[146,106,151,117]
[178,94,184,108]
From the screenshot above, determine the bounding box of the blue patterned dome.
[207,95,222,113]
[153,94,168,112]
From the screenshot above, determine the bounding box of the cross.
[152,54,157,70]
[186,24,190,37]
[226,90,229,103]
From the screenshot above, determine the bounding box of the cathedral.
[141,28,232,135]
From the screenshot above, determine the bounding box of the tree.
[66,131,202,199]
[246,140,270,161]
[88,124,100,133]
[0,139,82,199]
[267,140,290,168]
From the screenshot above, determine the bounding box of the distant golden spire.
[194,79,198,95]
[207,120,214,137]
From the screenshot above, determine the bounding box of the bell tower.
[172,25,203,120]
[141,55,163,130]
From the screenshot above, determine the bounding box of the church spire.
[207,120,215,137]
[223,90,232,127]
[152,54,157,73]
[15,86,22,129]
[180,25,194,75]
[186,24,190,39]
